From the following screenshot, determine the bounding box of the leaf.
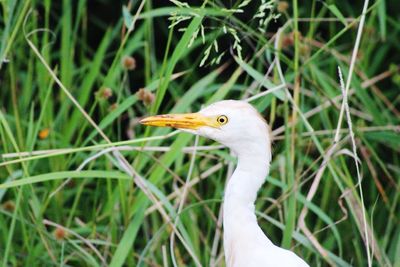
[0,171,131,189]
[122,6,133,30]
[109,205,146,267]
[377,0,387,40]
[64,29,113,142]
[234,57,285,100]
[151,14,204,113]
[325,3,348,27]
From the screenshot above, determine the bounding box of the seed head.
[96,87,113,100]
[137,88,155,106]
[39,128,50,139]
[122,56,136,70]
[54,227,68,240]
[2,200,15,212]
[277,1,289,13]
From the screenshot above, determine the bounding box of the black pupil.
[219,117,225,123]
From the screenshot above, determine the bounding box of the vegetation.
[1,0,399,266]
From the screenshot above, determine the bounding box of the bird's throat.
[225,143,271,206]
[223,146,273,265]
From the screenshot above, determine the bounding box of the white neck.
[223,142,272,266]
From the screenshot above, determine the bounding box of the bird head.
[140,100,271,156]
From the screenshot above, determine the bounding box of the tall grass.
[1,0,399,266]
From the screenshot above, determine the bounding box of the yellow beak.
[140,113,218,130]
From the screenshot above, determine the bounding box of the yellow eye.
[217,115,228,125]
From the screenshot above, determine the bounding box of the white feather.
[197,100,310,267]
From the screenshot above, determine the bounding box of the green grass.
[1,0,400,266]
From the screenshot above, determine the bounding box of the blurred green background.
[1,0,399,266]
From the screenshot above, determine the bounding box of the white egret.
[140,100,309,267]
